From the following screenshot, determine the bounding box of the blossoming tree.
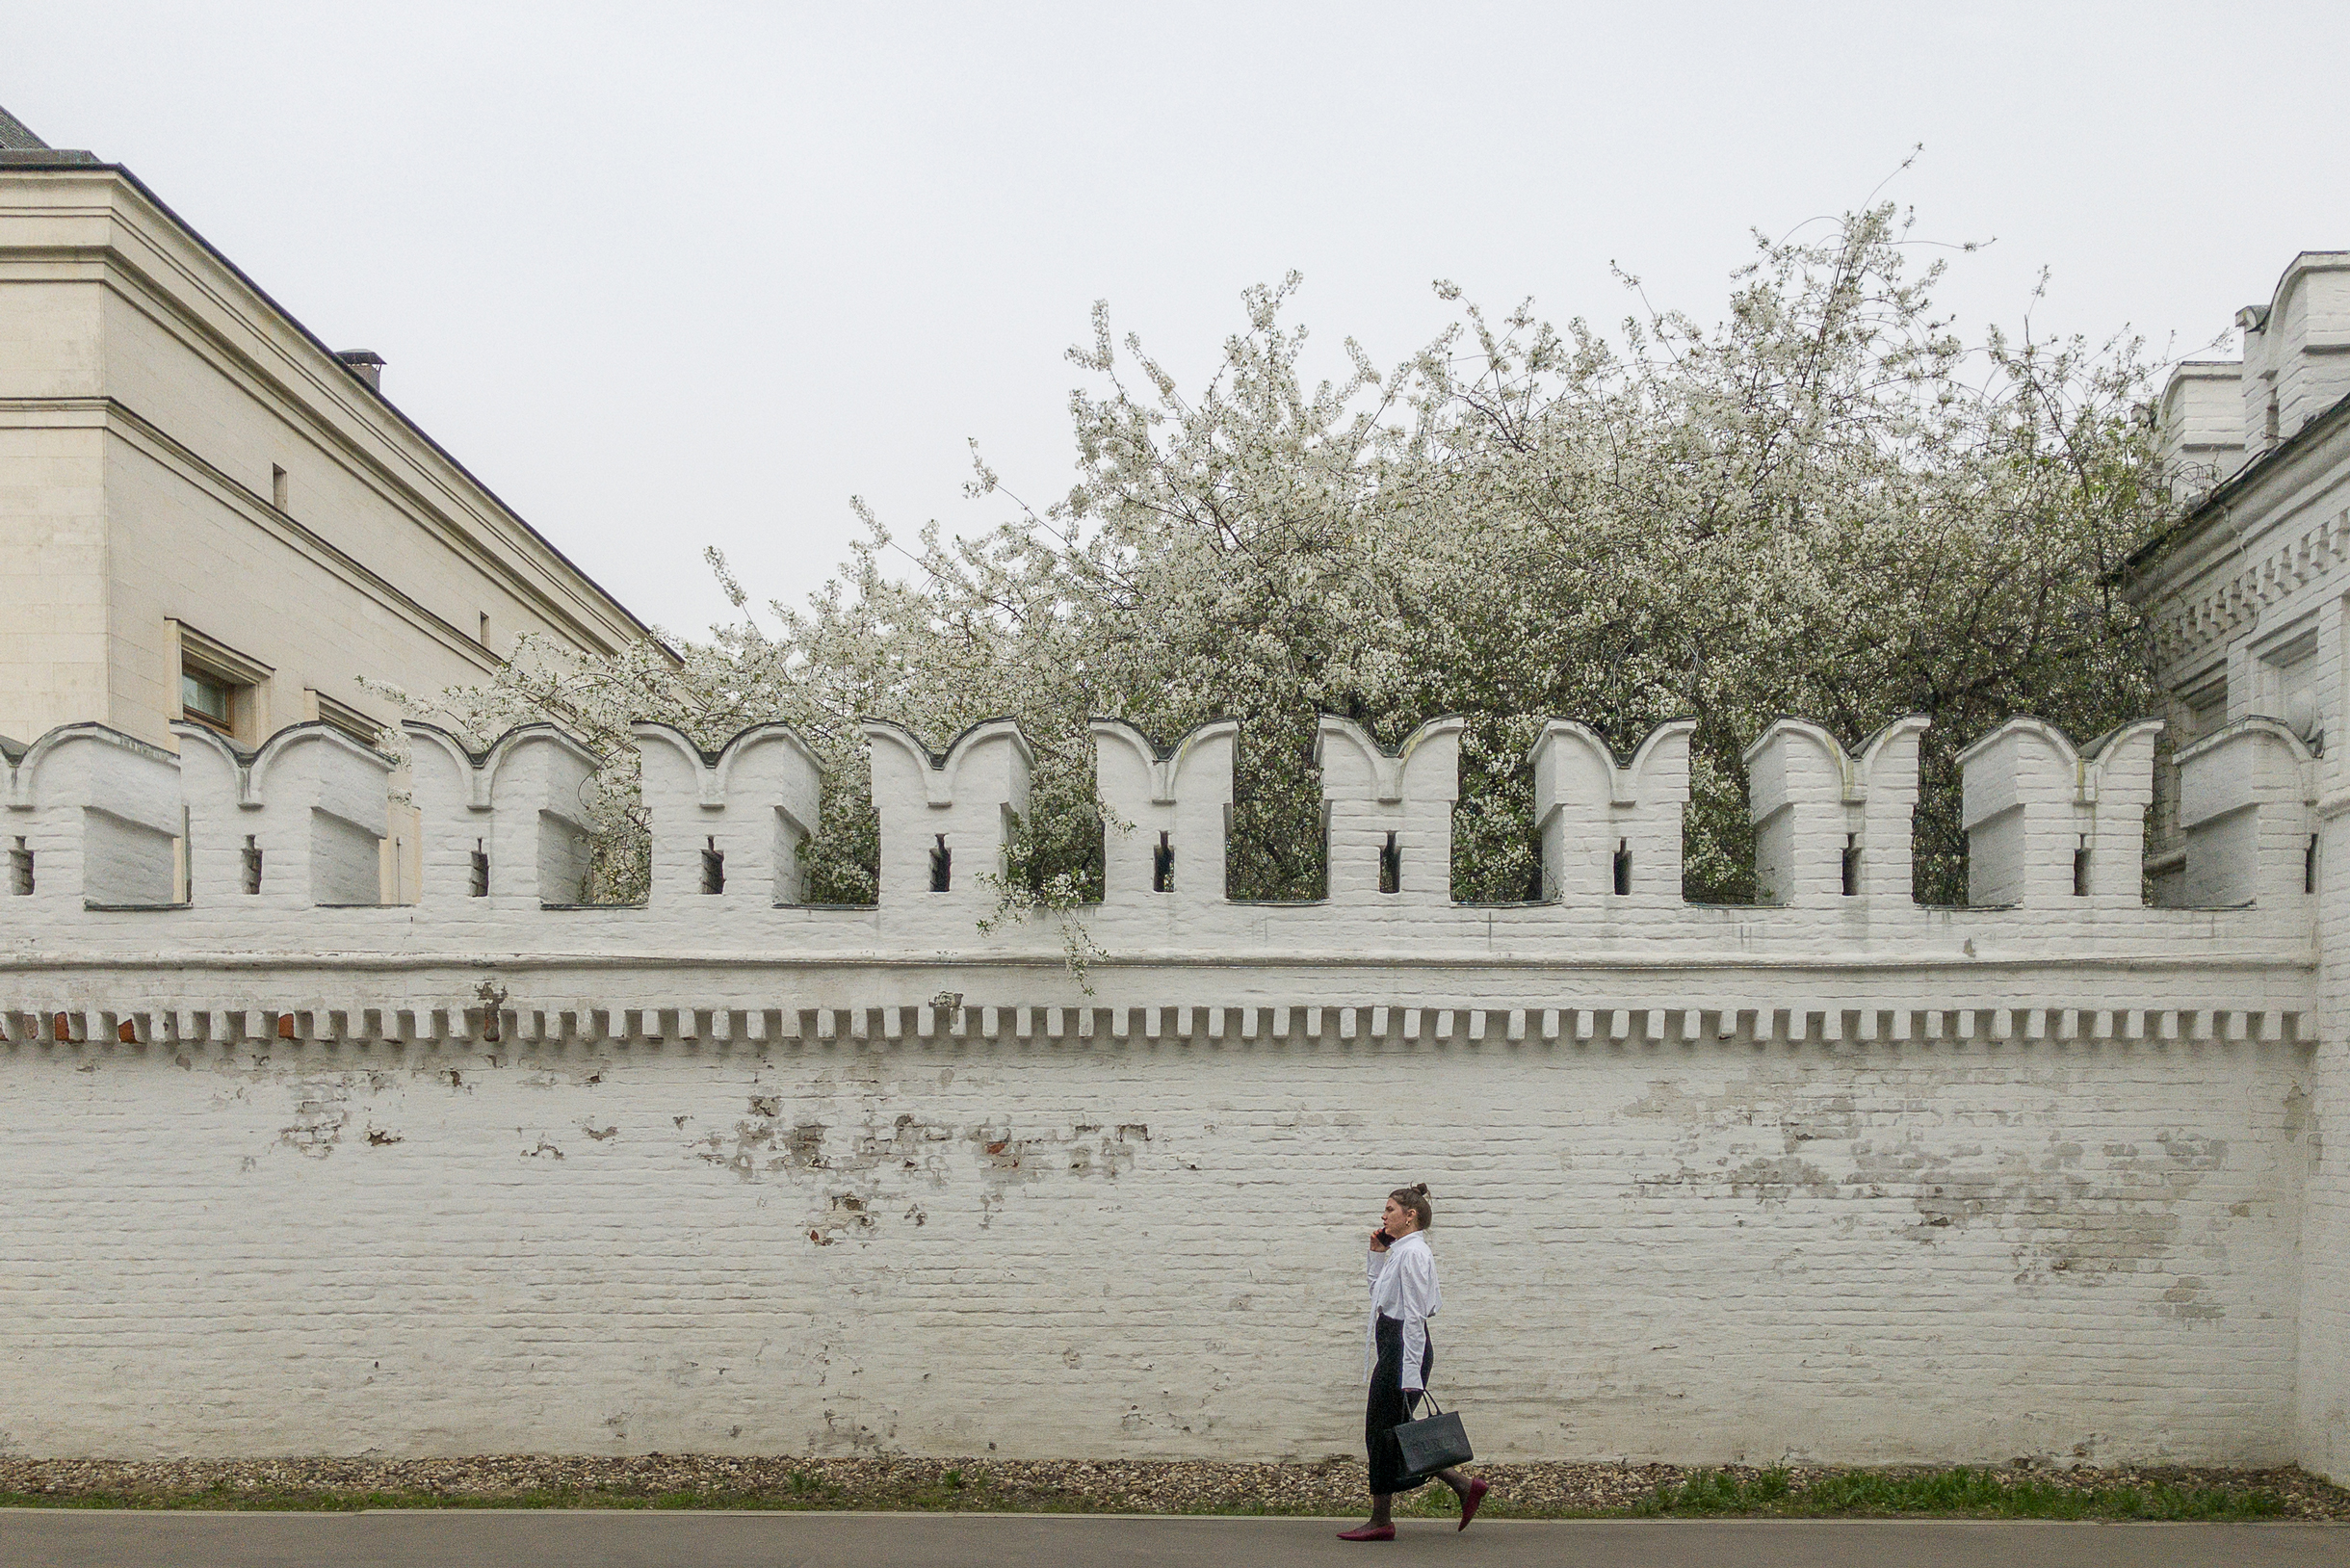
[387,204,2164,913]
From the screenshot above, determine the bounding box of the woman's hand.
[1369,1227,1391,1252]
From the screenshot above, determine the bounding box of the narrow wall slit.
[469,840,489,898]
[929,834,952,893]
[1612,838,1632,897]
[701,837,724,895]
[1378,831,1400,895]
[1152,831,1174,894]
[2073,840,2091,899]
[8,837,29,896]
[1841,834,1859,898]
[2308,833,2320,896]
[241,835,263,896]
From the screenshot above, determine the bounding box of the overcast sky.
[8,2,2346,640]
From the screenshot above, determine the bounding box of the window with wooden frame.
[171,622,272,745]
[180,667,235,732]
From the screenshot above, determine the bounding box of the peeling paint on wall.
[0,1034,2313,1465]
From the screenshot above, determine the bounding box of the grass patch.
[1629,1466,2288,1521]
[0,1460,2325,1521]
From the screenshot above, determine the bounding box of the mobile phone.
[1372,1228,1394,1244]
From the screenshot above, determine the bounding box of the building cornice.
[2129,404,2350,674]
[2132,387,2350,585]
[0,160,672,663]
[0,398,507,675]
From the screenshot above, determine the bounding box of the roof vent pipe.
[336,351,385,392]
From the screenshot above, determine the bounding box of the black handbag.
[1394,1387,1475,1476]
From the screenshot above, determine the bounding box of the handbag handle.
[1410,1386,1444,1417]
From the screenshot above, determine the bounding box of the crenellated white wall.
[0,705,2330,1468]
[0,705,2322,968]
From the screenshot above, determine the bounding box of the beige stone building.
[0,103,653,896]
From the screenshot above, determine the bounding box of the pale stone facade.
[0,108,652,897]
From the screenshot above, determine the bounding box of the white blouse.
[1364,1230,1442,1391]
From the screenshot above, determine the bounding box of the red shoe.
[1336,1523,1397,1541]
[1457,1477,1490,1531]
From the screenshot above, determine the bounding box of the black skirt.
[1365,1312,1435,1493]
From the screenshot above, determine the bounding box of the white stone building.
[0,103,654,897]
[2132,249,2350,1484]
[2142,250,2350,781]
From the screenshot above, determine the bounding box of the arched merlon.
[0,722,181,906]
[403,721,601,906]
[633,722,826,906]
[1090,718,1238,907]
[1315,717,1462,904]
[862,719,1032,917]
[1959,718,2162,907]
[1742,717,1928,905]
[2175,718,2318,908]
[1528,719,1695,903]
[175,721,391,907]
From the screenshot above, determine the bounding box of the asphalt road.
[2,1512,2345,1568]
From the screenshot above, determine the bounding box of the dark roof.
[0,104,48,151]
[2127,385,2350,574]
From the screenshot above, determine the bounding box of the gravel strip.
[1,1455,2344,1519]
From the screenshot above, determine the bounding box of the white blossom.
[394,205,2165,910]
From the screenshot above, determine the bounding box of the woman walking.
[1339,1183,1491,1541]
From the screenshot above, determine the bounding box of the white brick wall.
[2299,802,2350,1479]
[0,693,2327,1465]
[2297,1035,2347,1477]
[0,1026,2308,1464]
